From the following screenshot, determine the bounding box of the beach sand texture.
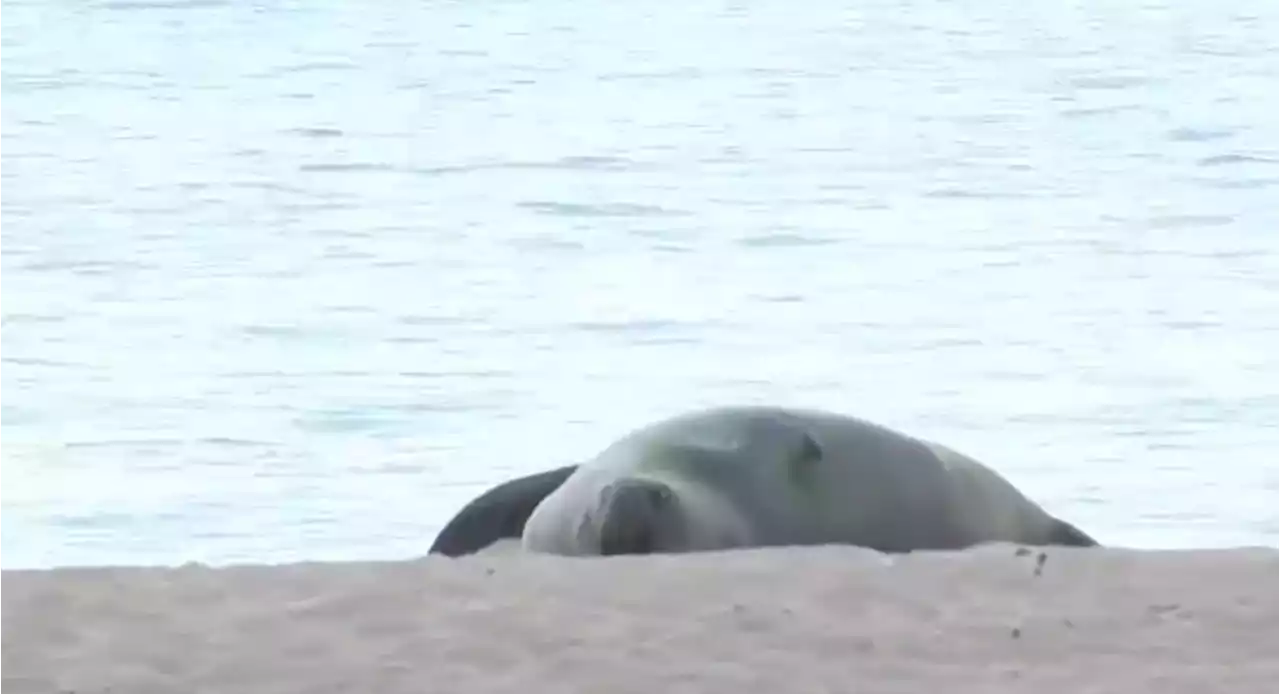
[4,544,1277,694]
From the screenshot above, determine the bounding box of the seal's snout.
[598,479,673,556]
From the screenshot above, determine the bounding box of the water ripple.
[2,0,1275,568]
[516,201,688,217]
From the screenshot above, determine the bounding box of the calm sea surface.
[2,0,1277,568]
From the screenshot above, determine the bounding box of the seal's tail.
[1048,518,1100,547]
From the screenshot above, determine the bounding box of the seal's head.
[584,425,824,555]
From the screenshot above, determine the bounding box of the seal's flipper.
[1047,517,1100,547]
[430,465,577,557]
[598,479,676,556]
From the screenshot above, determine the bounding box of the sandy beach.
[3,544,1277,693]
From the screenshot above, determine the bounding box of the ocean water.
[2,0,1276,569]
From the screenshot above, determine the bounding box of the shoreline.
[4,545,1277,693]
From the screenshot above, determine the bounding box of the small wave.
[516,201,686,218]
[508,234,586,252]
[737,232,838,248]
[1198,178,1275,190]
[1197,153,1276,167]
[1161,318,1223,330]
[2,315,66,327]
[101,0,227,9]
[1146,214,1235,229]
[597,67,703,82]
[569,319,704,345]
[286,127,344,138]
[271,61,359,75]
[1059,104,1145,118]
[1167,127,1234,143]
[922,187,1027,200]
[64,438,186,450]
[1067,74,1154,90]
[298,162,397,173]
[571,319,690,333]
[413,155,637,177]
[398,315,475,327]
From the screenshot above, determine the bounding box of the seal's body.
[521,406,1097,556]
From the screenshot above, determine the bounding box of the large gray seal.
[521,405,1098,556]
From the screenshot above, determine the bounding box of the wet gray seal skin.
[429,465,577,557]
[521,406,1099,557]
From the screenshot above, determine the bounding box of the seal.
[429,465,576,557]
[521,405,1098,556]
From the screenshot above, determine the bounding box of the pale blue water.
[2,0,1277,569]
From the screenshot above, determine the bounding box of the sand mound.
[4,545,1277,693]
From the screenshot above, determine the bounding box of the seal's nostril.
[598,480,666,555]
[646,486,669,507]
